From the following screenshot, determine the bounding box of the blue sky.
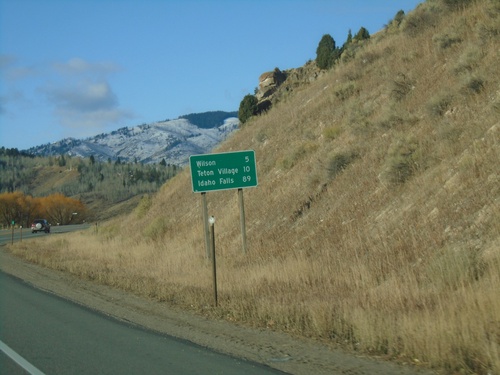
[0,0,422,150]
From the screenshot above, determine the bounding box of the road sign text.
[190,150,258,193]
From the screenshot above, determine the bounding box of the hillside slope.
[9,1,500,373]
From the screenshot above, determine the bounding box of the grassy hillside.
[9,0,500,373]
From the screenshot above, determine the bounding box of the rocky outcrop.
[256,68,287,101]
[254,61,324,115]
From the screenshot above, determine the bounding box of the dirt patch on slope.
[0,247,435,375]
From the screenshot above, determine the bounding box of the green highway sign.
[190,150,258,193]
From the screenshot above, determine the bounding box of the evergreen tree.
[355,27,370,41]
[393,10,405,26]
[238,94,258,124]
[316,34,337,70]
[346,29,353,45]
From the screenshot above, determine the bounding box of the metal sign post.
[238,188,247,254]
[11,220,14,245]
[209,216,218,307]
[201,192,211,259]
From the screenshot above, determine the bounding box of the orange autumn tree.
[0,191,25,227]
[0,192,43,227]
[0,192,87,227]
[40,193,87,225]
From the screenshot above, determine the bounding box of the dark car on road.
[31,219,51,233]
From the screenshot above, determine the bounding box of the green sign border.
[189,150,258,193]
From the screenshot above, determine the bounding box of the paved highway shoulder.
[0,271,285,375]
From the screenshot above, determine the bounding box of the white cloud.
[1,55,133,139]
[44,79,133,134]
[46,80,117,112]
[55,106,134,135]
[41,58,134,135]
[53,57,120,76]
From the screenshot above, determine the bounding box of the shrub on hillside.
[461,75,485,94]
[453,46,484,74]
[238,94,258,124]
[376,109,419,130]
[402,6,440,37]
[382,137,422,185]
[477,19,500,44]
[427,93,453,117]
[327,151,358,179]
[391,73,415,101]
[393,10,406,27]
[283,141,318,170]
[334,82,357,101]
[441,0,474,10]
[340,43,361,64]
[433,32,463,50]
[385,10,406,32]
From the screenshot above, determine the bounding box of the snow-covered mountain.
[26,112,239,165]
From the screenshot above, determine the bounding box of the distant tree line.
[0,147,34,158]
[0,151,179,208]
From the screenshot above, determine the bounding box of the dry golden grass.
[9,1,500,373]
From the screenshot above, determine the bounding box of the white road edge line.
[0,340,46,375]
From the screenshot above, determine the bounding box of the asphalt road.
[0,224,91,246]
[0,271,286,375]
